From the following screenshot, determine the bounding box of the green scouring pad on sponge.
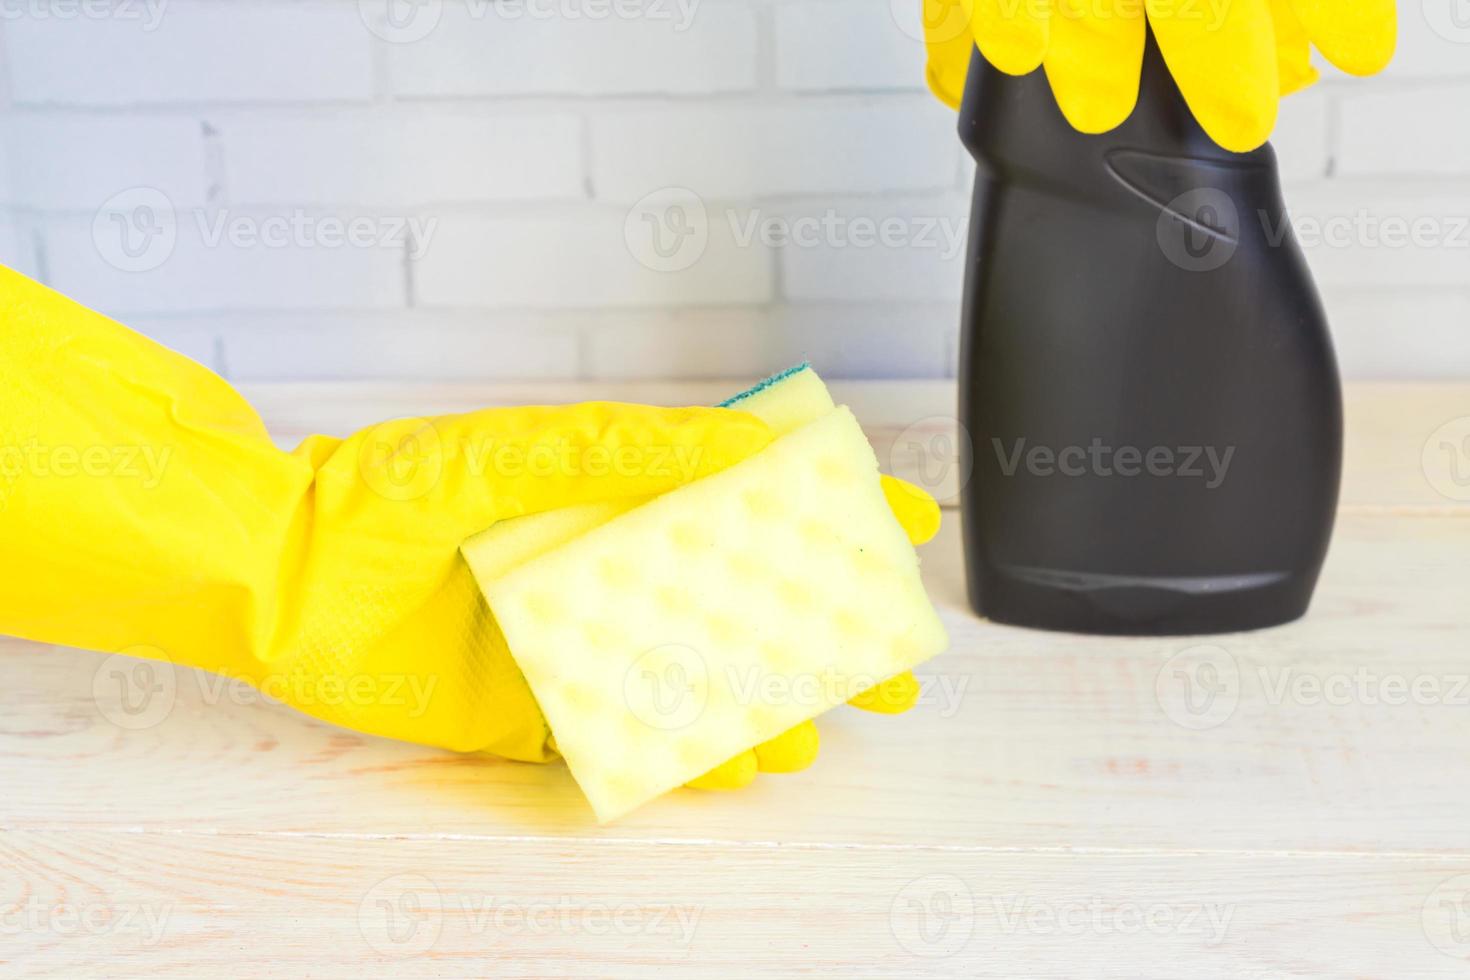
[462,365,948,821]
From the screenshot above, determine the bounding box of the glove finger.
[881,474,942,546]
[1288,0,1394,76]
[1268,0,1319,95]
[685,749,759,790]
[925,0,978,109]
[1146,0,1279,152]
[1043,0,1145,134]
[849,670,922,714]
[966,0,1052,76]
[753,719,820,773]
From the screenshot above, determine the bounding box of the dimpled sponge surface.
[465,370,947,821]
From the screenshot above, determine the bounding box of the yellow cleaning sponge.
[463,367,947,821]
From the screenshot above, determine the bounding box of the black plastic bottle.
[957,30,1342,635]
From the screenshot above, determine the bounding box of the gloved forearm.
[0,268,312,679]
[0,268,773,759]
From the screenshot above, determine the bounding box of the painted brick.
[217,313,580,381]
[581,304,953,378]
[774,0,923,91]
[1323,288,1470,379]
[0,221,40,279]
[387,1,755,96]
[1272,89,1330,181]
[590,99,960,202]
[1338,84,1470,176]
[5,3,373,106]
[773,197,970,302]
[1381,8,1470,78]
[216,112,584,206]
[1280,184,1470,287]
[42,210,406,314]
[2,116,210,210]
[412,207,772,308]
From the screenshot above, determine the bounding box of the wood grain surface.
[2,381,1467,978]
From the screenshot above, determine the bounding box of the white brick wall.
[0,0,1465,382]
[774,0,920,91]
[387,2,759,96]
[591,99,959,202]
[413,208,774,308]
[6,4,373,106]
[2,115,212,209]
[214,111,586,205]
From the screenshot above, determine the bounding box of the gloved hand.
[922,0,1394,152]
[0,267,936,788]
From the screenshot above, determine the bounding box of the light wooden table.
[3,381,1468,979]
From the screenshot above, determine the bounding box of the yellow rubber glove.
[923,0,1394,151]
[1269,0,1319,97]
[0,267,778,767]
[1043,0,1146,136]
[0,267,938,790]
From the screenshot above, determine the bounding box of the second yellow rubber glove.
[923,0,1395,152]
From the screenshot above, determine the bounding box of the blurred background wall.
[0,0,1466,381]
